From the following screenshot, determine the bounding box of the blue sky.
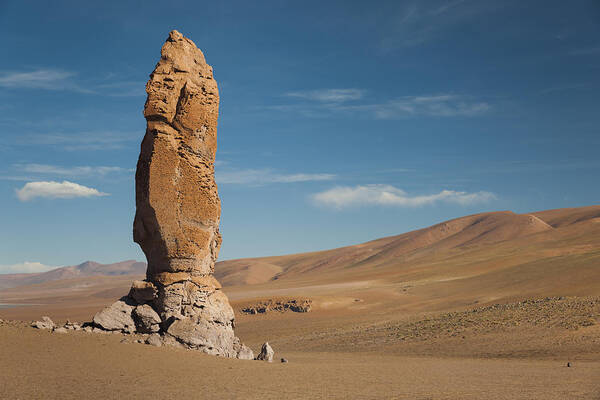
[0,0,599,273]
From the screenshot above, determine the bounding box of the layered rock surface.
[92,30,251,358]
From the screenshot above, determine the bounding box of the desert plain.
[1,205,599,399]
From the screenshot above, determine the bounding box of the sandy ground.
[1,285,599,399]
[1,320,599,400]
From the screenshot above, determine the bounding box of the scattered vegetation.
[380,297,599,342]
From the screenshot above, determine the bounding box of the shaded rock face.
[91,30,251,359]
[133,304,161,333]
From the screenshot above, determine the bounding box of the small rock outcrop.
[90,30,253,359]
[256,342,274,362]
[32,316,55,330]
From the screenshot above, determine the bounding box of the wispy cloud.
[343,95,490,118]
[569,46,600,56]
[217,168,336,185]
[15,180,109,201]
[311,184,495,209]
[0,68,144,96]
[286,89,364,103]
[272,91,490,118]
[0,69,80,90]
[474,159,600,174]
[380,1,498,49]
[0,261,58,274]
[431,0,466,15]
[15,164,130,177]
[17,131,139,151]
[539,83,587,94]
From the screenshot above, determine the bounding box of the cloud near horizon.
[311,184,496,209]
[0,261,58,274]
[15,180,109,201]
[217,168,336,185]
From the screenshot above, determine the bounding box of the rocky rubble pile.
[241,298,312,314]
[30,313,274,361]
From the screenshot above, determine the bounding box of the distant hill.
[0,260,146,290]
[214,206,600,288]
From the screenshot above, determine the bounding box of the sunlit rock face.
[134,29,222,280]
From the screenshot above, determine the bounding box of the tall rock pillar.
[125,30,249,357]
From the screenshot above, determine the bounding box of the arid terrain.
[1,206,599,399]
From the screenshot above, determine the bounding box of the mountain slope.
[214,206,600,287]
[0,260,145,290]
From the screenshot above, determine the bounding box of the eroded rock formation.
[92,30,252,358]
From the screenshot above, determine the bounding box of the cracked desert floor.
[1,206,600,399]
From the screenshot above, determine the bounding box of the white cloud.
[217,168,336,185]
[15,164,129,177]
[15,180,109,201]
[0,261,58,274]
[286,88,364,103]
[311,184,496,209]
